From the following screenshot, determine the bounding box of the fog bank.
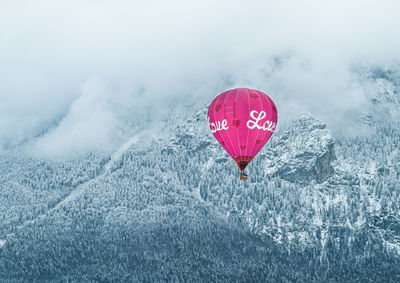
[1,0,399,154]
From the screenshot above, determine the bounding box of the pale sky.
[1,0,400,154]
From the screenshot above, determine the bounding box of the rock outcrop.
[261,113,335,184]
[166,110,336,185]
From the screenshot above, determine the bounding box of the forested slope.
[0,66,400,281]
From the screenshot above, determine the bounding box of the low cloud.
[1,0,400,154]
[29,78,120,155]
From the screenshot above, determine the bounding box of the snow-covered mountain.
[0,66,400,281]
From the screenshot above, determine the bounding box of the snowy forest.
[1,65,400,281]
[2,1,400,281]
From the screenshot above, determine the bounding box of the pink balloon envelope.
[207,88,278,172]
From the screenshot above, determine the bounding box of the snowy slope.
[0,65,400,281]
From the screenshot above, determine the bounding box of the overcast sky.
[1,0,400,155]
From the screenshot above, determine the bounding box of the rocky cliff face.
[261,113,335,184]
[165,108,336,185]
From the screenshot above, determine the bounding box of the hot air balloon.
[207,88,277,180]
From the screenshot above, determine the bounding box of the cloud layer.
[1,0,400,154]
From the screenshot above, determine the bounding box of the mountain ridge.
[1,66,400,281]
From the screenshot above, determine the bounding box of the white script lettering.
[208,116,229,133]
[246,110,276,132]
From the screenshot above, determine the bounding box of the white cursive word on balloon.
[247,110,276,132]
[208,116,229,133]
